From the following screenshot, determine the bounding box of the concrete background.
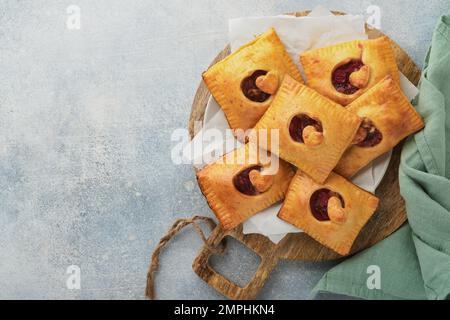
[0,0,447,299]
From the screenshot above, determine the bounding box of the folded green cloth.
[313,13,450,300]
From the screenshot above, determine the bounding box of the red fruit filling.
[233,165,262,196]
[332,59,364,95]
[355,118,383,147]
[309,188,345,221]
[241,70,271,102]
[289,114,323,143]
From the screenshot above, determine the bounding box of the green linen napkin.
[312,13,450,300]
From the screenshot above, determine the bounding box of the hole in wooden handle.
[208,236,261,288]
[193,232,279,299]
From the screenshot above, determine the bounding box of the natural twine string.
[145,215,225,299]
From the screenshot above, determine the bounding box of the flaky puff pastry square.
[197,144,295,230]
[278,171,379,255]
[335,76,424,178]
[252,75,361,183]
[202,28,303,132]
[300,36,400,106]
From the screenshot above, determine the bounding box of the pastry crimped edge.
[253,75,362,183]
[196,144,295,230]
[202,27,304,132]
[300,36,400,106]
[335,75,424,178]
[278,171,380,255]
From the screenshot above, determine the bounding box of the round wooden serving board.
[190,11,421,300]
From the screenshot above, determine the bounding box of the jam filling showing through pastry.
[241,70,272,102]
[309,188,345,222]
[233,165,274,196]
[352,118,383,147]
[289,114,323,146]
[332,59,366,95]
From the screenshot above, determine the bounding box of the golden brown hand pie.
[197,144,295,230]
[202,28,303,132]
[252,75,361,183]
[278,171,379,255]
[300,36,400,106]
[335,76,424,178]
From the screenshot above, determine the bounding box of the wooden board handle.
[192,225,279,300]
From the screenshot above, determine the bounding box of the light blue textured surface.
[0,0,447,299]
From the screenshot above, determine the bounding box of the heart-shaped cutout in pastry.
[310,188,345,222]
[353,118,383,147]
[302,125,324,147]
[233,165,260,195]
[289,114,323,145]
[327,196,347,223]
[349,65,370,89]
[248,169,274,193]
[241,70,271,103]
[351,124,368,145]
[332,59,365,95]
[255,71,279,95]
